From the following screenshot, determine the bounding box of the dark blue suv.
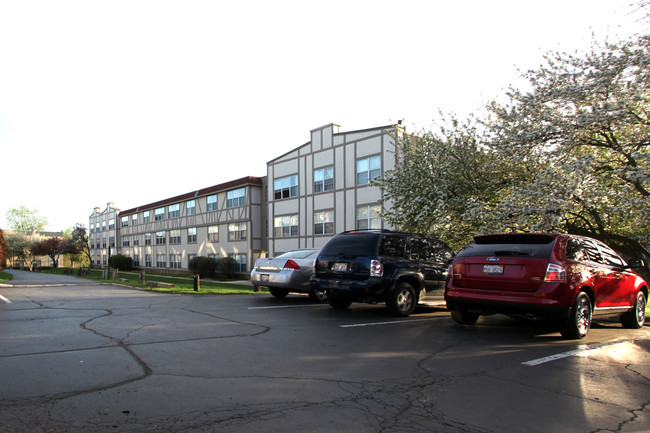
[311,230,454,316]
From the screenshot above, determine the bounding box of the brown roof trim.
[119,176,264,216]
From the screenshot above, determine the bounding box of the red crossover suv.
[445,233,648,339]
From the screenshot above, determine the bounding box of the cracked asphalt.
[1,270,649,433]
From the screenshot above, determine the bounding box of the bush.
[216,257,238,279]
[188,256,218,278]
[108,254,134,271]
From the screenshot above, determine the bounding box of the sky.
[0,0,646,232]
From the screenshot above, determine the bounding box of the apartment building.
[89,122,403,272]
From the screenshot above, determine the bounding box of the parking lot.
[1,270,649,433]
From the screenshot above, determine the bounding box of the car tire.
[560,292,592,339]
[387,281,416,317]
[269,287,289,298]
[308,288,328,303]
[450,309,479,325]
[328,293,352,310]
[621,290,646,329]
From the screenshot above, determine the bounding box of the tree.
[70,224,92,268]
[0,229,7,269]
[4,231,43,270]
[108,254,133,271]
[58,238,84,268]
[6,206,48,233]
[30,237,63,268]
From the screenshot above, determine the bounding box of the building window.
[145,254,152,267]
[274,215,298,237]
[109,236,115,248]
[168,203,180,219]
[155,231,166,245]
[155,207,165,221]
[156,254,166,268]
[274,175,298,200]
[133,235,139,246]
[228,222,247,241]
[144,233,152,245]
[187,227,197,243]
[227,188,246,208]
[314,166,334,193]
[207,195,218,211]
[188,254,197,263]
[229,253,247,273]
[102,221,106,231]
[187,200,196,216]
[356,155,381,186]
[143,211,150,223]
[169,230,181,244]
[121,216,129,227]
[170,254,181,269]
[102,238,107,248]
[109,219,115,230]
[122,236,130,247]
[357,205,382,230]
[133,255,140,267]
[132,214,138,226]
[314,210,334,235]
[208,226,219,242]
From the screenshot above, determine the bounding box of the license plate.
[333,263,347,272]
[483,264,503,275]
[261,274,269,282]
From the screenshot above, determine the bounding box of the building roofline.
[118,176,264,216]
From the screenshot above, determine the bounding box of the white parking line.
[340,317,448,328]
[0,294,12,304]
[522,338,629,366]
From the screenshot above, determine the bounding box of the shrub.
[216,257,238,279]
[188,256,218,278]
[108,254,134,271]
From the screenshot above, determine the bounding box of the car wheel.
[450,309,479,325]
[387,282,416,317]
[308,288,328,303]
[560,292,592,339]
[269,287,289,298]
[621,291,646,329]
[328,293,352,310]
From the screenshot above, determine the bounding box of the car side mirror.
[627,259,646,269]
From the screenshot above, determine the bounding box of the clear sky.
[0,0,646,232]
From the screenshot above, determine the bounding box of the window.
[122,236,130,247]
[168,204,180,219]
[121,216,129,227]
[187,200,196,216]
[109,219,115,230]
[154,207,165,221]
[274,175,298,200]
[187,227,197,243]
[314,166,334,193]
[228,222,247,241]
[155,231,166,245]
[274,215,299,237]
[356,155,381,185]
[207,195,218,211]
[227,188,246,208]
[109,236,115,248]
[229,253,247,273]
[132,214,138,226]
[188,254,197,263]
[102,221,106,231]
[133,235,139,246]
[208,226,219,242]
[379,235,407,258]
[156,254,166,268]
[143,211,150,223]
[102,238,106,248]
[357,205,382,230]
[144,233,152,245]
[133,255,140,267]
[170,254,181,269]
[314,210,334,235]
[145,254,152,267]
[169,230,181,244]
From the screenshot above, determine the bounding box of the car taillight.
[452,263,465,278]
[283,260,300,271]
[544,263,566,282]
[370,259,383,277]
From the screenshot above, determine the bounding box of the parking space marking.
[340,317,448,328]
[248,304,323,310]
[0,294,12,304]
[522,338,630,366]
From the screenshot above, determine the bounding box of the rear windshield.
[277,249,319,259]
[320,233,380,257]
[456,234,556,259]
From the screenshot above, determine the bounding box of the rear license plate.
[261,274,269,282]
[333,263,347,272]
[483,264,504,275]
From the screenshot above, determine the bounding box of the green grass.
[43,267,266,295]
[0,271,13,283]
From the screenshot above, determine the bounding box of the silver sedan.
[250,249,326,302]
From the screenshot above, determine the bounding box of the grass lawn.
[0,271,13,283]
[43,267,266,295]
